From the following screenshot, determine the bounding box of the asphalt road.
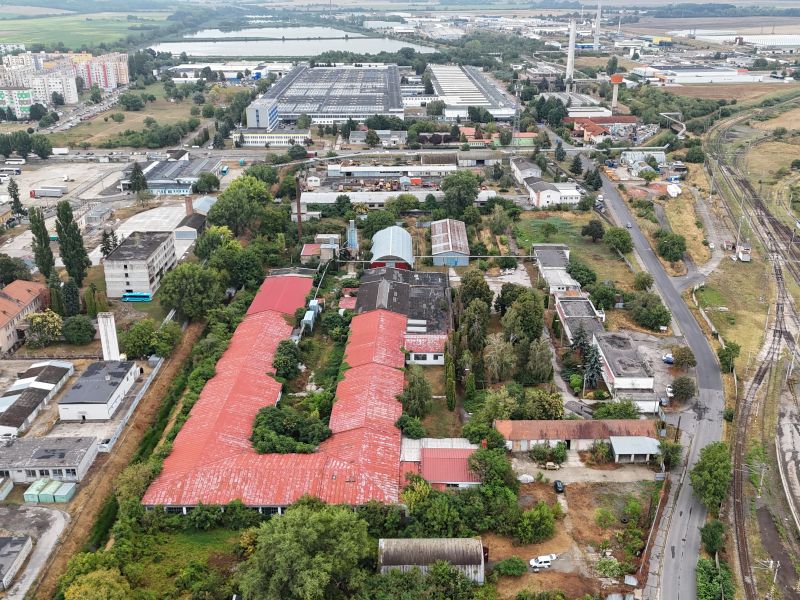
[600,174,724,600]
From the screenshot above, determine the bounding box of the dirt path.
[30,321,205,600]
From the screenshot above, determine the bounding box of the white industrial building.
[236,128,312,147]
[57,361,139,422]
[510,156,543,185]
[370,226,414,269]
[0,361,74,437]
[103,231,177,298]
[0,436,98,483]
[523,179,581,208]
[245,97,279,131]
[427,64,516,120]
[631,65,763,84]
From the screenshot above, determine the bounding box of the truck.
[52,147,70,156]
[63,175,75,182]
[30,186,67,198]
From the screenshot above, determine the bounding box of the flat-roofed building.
[245,97,279,131]
[428,64,516,120]
[0,536,32,590]
[236,128,312,148]
[0,360,73,437]
[0,436,98,483]
[58,361,138,421]
[103,231,177,298]
[118,158,222,196]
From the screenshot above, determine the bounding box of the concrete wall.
[432,252,469,267]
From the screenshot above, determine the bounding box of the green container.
[38,479,63,503]
[54,482,76,503]
[23,479,49,503]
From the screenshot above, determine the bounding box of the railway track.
[706,102,800,599]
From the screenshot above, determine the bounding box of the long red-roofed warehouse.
[142,275,408,513]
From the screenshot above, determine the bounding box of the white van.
[529,554,557,569]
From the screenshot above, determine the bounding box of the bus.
[5,159,25,165]
[121,292,153,302]
[0,167,21,176]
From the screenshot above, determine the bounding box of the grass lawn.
[514,212,637,289]
[662,192,711,266]
[0,12,172,47]
[663,83,800,104]
[695,257,772,364]
[136,528,239,597]
[48,82,199,148]
[422,395,462,438]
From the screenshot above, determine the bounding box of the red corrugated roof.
[345,310,407,369]
[420,448,480,484]
[404,334,447,353]
[143,282,409,508]
[246,275,313,316]
[339,296,357,310]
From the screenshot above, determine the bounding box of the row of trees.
[30,201,91,285]
[0,130,53,159]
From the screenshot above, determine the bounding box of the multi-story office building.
[103,231,177,298]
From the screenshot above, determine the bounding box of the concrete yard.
[0,505,69,600]
[511,455,656,483]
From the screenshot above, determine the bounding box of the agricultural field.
[514,212,637,289]
[752,106,800,131]
[0,11,172,47]
[664,83,800,103]
[47,83,201,148]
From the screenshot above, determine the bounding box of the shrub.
[493,556,527,577]
[596,557,625,578]
[395,413,426,439]
[62,315,95,345]
[595,507,615,528]
[250,405,331,454]
[515,502,555,544]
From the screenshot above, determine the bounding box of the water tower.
[610,74,624,113]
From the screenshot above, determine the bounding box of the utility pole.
[295,172,303,238]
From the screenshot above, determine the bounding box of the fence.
[98,357,164,453]
[636,475,672,586]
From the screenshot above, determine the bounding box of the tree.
[445,359,456,411]
[296,113,312,129]
[700,520,726,555]
[690,442,732,514]
[83,286,98,318]
[459,269,493,308]
[26,309,62,348]
[7,178,22,217]
[361,210,395,239]
[673,346,697,369]
[118,92,144,111]
[400,365,433,418]
[29,207,54,278]
[364,129,380,148]
[583,345,603,388]
[606,55,619,75]
[151,320,182,357]
[633,271,654,291]
[555,140,566,161]
[64,568,132,600]
[62,315,95,345]
[237,503,371,600]
[208,187,260,236]
[605,227,633,254]
[696,558,734,600]
[494,282,527,315]
[195,225,233,261]
[192,172,220,194]
[594,398,640,419]
[629,292,671,331]
[581,219,605,242]
[245,164,279,186]
[658,233,687,263]
[469,448,517,490]
[685,146,706,163]
[570,324,591,357]
[515,502,556,544]
[0,253,30,284]
[56,201,91,286]
[590,283,617,310]
[541,222,558,241]
[48,272,64,316]
[128,161,148,193]
[484,332,515,383]
[441,170,479,218]
[29,103,47,121]
[566,257,596,287]
[273,339,301,380]
[62,278,80,317]
[641,170,657,185]
[569,154,583,175]
[89,86,102,104]
[672,375,696,401]
[119,319,158,358]
[100,230,118,258]
[521,338,554,385]
[524,387,562,419]
[461,299,489,353]
[288,145,308,161]
[660,440,683,470]
[488,204,510,235]
[159,263,223,320]
[717,342,741,373]
[502,291,544,343]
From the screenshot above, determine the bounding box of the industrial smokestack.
[594,0,602,51]
[566,19,577,93]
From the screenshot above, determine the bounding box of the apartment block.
[0,88,33,119]
[103,232,177,298]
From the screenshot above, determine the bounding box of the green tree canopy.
[55,201,91,286]
[159,263,223,320]
[605,227,634,254]
[62,315,96,345]
[441,170,479,218]
[29,207,54,279]
[690,442,732,514]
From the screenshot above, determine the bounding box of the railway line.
[706,100,800,599]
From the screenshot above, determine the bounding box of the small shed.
[300,243,321,265]
[23,479,49,503]
[610,436,661,463]
[38,479,63,503]
[54,482,77,503]
[378,538,485,583]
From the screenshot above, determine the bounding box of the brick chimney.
[184,196,193,216]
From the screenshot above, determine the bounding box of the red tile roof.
[339,296,357,310]
[420,448,480,484]
[143,283,409,508]
[246,275,313,316]
[0,281,46,329]
[301,243,321,257]
[404,334,447,354]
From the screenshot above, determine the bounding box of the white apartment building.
[103,231,177,298]
[236,128,311,147]
[523,179,582,208]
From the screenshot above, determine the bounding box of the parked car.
[626,222,632,229]
[666,385,675,398]
[662,354,674,365]
[553,480,565,493]
[529,554,558,569]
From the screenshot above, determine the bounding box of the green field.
[0,11,172,47]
